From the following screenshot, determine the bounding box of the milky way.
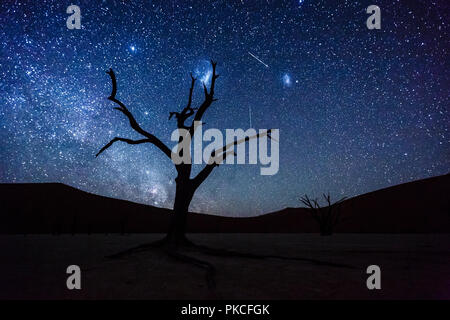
[0,0,449,216]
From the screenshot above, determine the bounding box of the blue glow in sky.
[0,0,448,216]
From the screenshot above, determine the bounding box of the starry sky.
[1,0,449,216]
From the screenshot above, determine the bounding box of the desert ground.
[0,233,449,299]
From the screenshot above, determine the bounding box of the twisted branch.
[96,137,152,157]
[190,60,219,134]
[97,69,172,159]
[192,130,274,188]
[299,194,347,229]
[169,74,198,129]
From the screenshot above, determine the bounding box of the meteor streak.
[248,51,269,68]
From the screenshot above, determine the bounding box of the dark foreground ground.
[0,234,449,299]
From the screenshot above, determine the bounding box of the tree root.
[192,244,355,269]
[106,238,167,259]
[105,237,355,292]
[166,249,216,290]
[106,238,216,291]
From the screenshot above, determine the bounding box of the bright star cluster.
[0,0,448,216]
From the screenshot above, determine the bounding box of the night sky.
[1,0,448,216]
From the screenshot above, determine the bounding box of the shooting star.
[248,51,269,68]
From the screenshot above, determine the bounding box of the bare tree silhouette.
[299,193,347,236]
[95,62,354,290]
[96,61,271,247]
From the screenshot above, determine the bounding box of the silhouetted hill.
[0,183,173,234]
[265,173,450,233]
[0,174,449,234]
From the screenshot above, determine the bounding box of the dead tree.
[299,193,347,236]
[95,73,355,288]
[96,61,272,247]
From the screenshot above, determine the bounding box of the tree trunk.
[319,222,333,236]
[166,178,195,246]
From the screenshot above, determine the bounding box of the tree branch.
[169,74,198,129]
[105,69,172,159]
[96,137,153,157]
[213,129,273,160]
[186,73,196,110]
[300,195,322,223]
[190,60,219,134]
[192,130,273,188]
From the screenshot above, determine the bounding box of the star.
[0,0,447,217]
